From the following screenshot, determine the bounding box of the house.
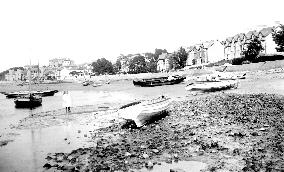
[5,69,24,81]
[186,44,206,66]
[49,58,74,68]
[223,26,279,59]
[258,27,278,54]
[157,53,171,72]
[205,40,224,63]
[186,40,224,66]
[186,46,196,66]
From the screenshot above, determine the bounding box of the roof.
[187,46,195,52]
[203,40,214,49]
[158,53,168,60]
[259,27,273,37]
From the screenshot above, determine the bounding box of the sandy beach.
[0,61,284,172]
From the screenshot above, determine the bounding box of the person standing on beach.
[62,91,72,114]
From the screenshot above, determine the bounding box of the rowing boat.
[119,96,171,127]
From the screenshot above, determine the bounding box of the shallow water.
[0,90,135,172]
[1,77,283,172]
[0,82,189,172]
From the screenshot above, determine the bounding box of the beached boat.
[118,96,171,127]
[218,73,246,80]
[133,75,186,87]
[14,62,42,108]
[14,94,42,108]
[5,90,58,98]
[185,80,238,92]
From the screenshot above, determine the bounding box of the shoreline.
[0,63,284,172]
[43,93,284,171]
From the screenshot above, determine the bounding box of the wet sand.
[0,65,284,172]
[42,93,284,172]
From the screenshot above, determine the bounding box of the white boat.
[185,80,238,92]
[118,96,171,127]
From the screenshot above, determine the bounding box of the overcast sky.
[0,0,283,71]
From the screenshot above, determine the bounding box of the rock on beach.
[44,93,284,171]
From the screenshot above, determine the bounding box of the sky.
[0,0,283,72]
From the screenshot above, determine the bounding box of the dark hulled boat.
[14,61,43,108]
[14,94,42,108]
[5,90,58,98]
[133,75,186,87]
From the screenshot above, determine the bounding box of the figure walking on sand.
[62,91,72,114]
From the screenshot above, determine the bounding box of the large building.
[49,58,74,68]
[185,25,281,67]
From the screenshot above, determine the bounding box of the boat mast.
[29,60,31,93]
[37,60,40,84]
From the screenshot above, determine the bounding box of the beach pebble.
[142,153,149,159]
[259,128,266,131]
[145,161,153,168]
[61,165,75,171]
[125,152,131,157]
[43,163,52,169]
[152,149,159,153]
[64,138,67,141]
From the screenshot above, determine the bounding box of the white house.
[206,40,225,63]
[157,53,171,72]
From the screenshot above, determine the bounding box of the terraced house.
[185,25,280,67]
[223,26,278,60]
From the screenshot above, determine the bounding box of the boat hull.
[14,97,42,108]
[5,90,58,98]
[119,97,171,127]
[185,80,238,92]
[133,76,185,87]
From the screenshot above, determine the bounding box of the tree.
[171,47,188,69]
[272,24,284,52]
[144,49,168,73]
[113,58,122,73]
[243,38,263,62]
[92,58,114,75]
[128,55,147,74]
[154,48,168,60]
[144,52,157,73]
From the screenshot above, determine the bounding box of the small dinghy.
[118,96,171,127]
[185,80,238,92]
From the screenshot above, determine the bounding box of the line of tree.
[113,47,188,74]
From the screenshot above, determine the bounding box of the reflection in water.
[31,129,37,172]
[0,86,189,172]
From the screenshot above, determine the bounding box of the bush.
[232,54,284,65]
[254,54,284,62]
[232,56,247,65]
